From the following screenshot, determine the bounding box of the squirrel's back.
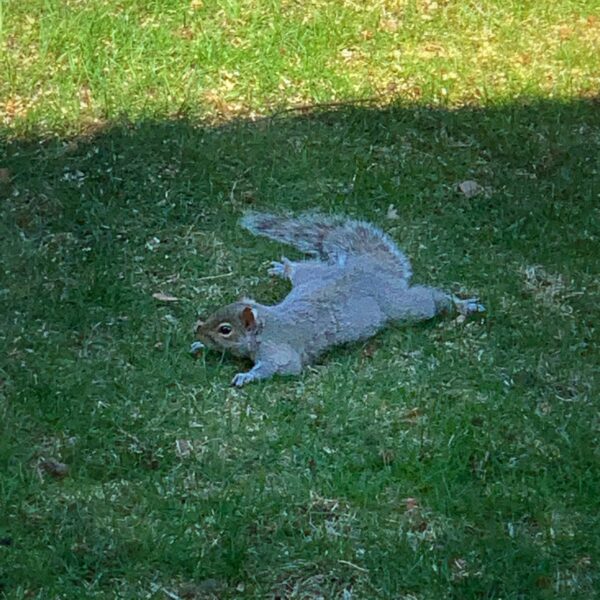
[241,212,412,281]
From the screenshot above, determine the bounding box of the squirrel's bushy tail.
[241,212,412,281]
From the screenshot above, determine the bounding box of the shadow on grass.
[0,98,599,597]
[2,98,598,328]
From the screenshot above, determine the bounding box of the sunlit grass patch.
[1,0,599,133]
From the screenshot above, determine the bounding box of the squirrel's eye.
[217,323,233,336]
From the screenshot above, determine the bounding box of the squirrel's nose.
[190,341,205,356]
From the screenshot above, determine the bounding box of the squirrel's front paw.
[231,372,255,387]
[454,297,486,316]
[267,257,292,279]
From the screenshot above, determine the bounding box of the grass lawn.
[1,1,599,598]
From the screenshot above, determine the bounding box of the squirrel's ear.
[240,306,257,331]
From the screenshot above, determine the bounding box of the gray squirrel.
[190,212,484,386]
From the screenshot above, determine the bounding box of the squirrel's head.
[191,301,260,358]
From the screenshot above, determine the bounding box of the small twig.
[270,96,385,119]
[229,179,238,202]
[196,271,235,282]
[228,167,251,202]
[149,583,182,600]
[338,559,369,573]
[183,214,205,238]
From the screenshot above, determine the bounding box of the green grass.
[1,1,600,599]
[1,0,599,132]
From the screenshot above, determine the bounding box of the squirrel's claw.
[267,261,285,277]
[231,372,255,387]
[267,257,292,279]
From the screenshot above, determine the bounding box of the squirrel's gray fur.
[191,212,484,386]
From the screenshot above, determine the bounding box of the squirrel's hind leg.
[389,285,484,322]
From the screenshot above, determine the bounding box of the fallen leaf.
[458,180,482,198]
[39,458,69,478]
[361,340,378,359]
[403,497,419,511]
[179,579,223,598]
[177,26,195,39]
[536,576,552,589]
[379,449,395,465]
[451,557,469,580]
[577,555,592,567]
[79,85,92,109]
[0,168,11,183]
[241,190,255,204]
[145,236,161,251]
[153,292,179,302]
[401,407,422,422]
[380,18,399,33]
[386,204,399,220]
[176,439,192,458]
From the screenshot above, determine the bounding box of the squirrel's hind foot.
[453,296,486,316]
